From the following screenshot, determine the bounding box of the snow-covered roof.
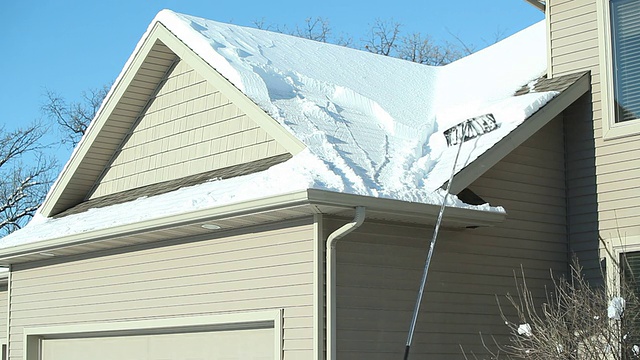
[0,10,565,249]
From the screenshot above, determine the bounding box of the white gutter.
[326,206,365,360]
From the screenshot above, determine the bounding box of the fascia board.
[155,23,307,155]
[0,190,314,262]
[0,189,505,262]
[39,23,170,218]
[524,0,545,12]
[306,189,506,226]
[449,72,591,194]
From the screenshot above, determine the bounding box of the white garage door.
[41,328,274,360]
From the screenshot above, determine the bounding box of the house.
[0,0,634,358]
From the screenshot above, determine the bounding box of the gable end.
[40,22,306,217]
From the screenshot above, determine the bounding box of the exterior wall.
[90,58,289,199]
[7,218,315,360]
[549,0,640,274]
[331,117,568,359]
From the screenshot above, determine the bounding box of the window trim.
[597,0,640,139]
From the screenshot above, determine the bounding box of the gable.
[41,23,305,217]
[89,58,290,199]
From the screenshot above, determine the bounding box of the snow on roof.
[1,11,555,248]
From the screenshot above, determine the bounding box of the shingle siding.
[90,58,289,199]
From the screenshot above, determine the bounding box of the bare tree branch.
[398,33,462,66]
[0,124,56,235]
[467,257,640,359]
[446,28,476,56]
[294,17,331,43]
[42,85,109,146]
[363,18,402,56]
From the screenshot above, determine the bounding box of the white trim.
[4,268,10,360]
[610,235,640,298]
[23,309,283,360]
[312,214,325,360]
[597,0,640,140]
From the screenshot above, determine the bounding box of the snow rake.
[443,113,499,147]
[403,113,498,360]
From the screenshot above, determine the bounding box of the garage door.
[41,328,274,360]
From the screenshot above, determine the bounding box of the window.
[610,0,640,123]
[599,0,640,138]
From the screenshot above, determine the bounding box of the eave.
[524,0,545,12]
[0,189,506,265]
[449,71,590,194]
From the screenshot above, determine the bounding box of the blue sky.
[0,0,543,160]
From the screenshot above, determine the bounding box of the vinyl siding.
[332,117,568,359]
[549,0,640,272]
[90,58,289,199]
[7,219,315,360]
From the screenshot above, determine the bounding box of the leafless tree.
[255,16,466,65]
[294,17,332,43]
[398,33,462,66]
[42,85,109,146]
[463,256,640,360]
[362,18,402,56]
[0,124,56,235]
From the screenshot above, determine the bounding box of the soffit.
[0,189,505,265]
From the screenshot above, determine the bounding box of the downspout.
[326,206,366,360]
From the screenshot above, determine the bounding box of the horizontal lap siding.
[91,58,289,199]
[8,219,315,360]
[332,117,568,359]
[550,0,640,276]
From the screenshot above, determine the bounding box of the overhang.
[449,71,590,194]
[0,189,505,265]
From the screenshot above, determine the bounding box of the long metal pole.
[404,122,467,360]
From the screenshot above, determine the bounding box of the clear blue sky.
[0,0,543,160]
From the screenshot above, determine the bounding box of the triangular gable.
[40,22,306,217]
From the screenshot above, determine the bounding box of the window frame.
[597,0,640,139]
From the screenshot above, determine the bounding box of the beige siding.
[7,219,315,360]
[332,118,568,359]
[549,0,640,273]
[90,59,289,199]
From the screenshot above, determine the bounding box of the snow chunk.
[517,323,532,337]
[608,297,626,320]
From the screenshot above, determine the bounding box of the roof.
[0,10,590,259]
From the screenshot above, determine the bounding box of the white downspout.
[326,206,366,360]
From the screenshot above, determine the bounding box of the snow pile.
[161,10,552,198]
[517,323,533,337]
[608,296,626,320]
[1,11,555,247]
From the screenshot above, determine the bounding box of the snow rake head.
[443,113,499,147]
